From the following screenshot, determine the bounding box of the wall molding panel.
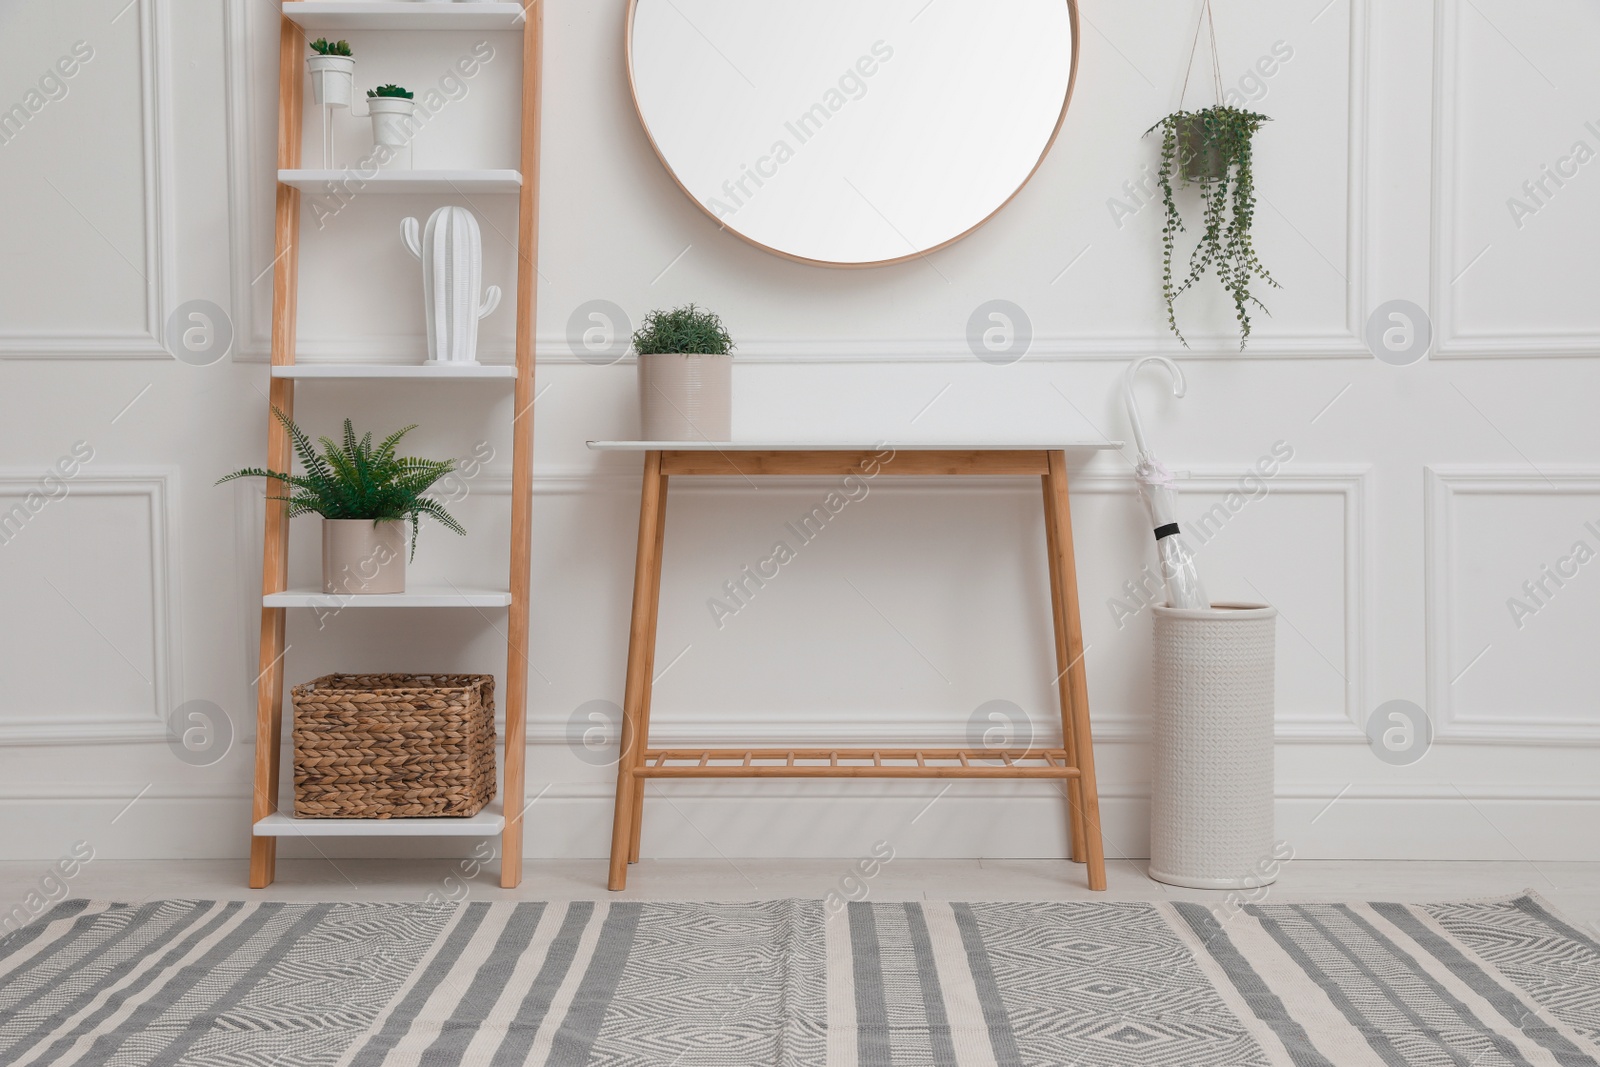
[0,0,175,360]
[0,469,182,744]
[491,465,1370,742]
[222,0,272,362]
[1425,466,1600,743]
[1429,0,1600,359]
[1068,467,1373,738]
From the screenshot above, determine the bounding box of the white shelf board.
[265,587,512,608]
[254,800,505,837]
[278,170,521,194]
[281,3,528,32]
[272,363,517,380]
[587,441,1125,452]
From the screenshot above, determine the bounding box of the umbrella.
[1122,356,1210,610]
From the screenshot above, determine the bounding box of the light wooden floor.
[3,859,1596,932]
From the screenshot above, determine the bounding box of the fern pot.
[1149,603,1278,890]
[368,97,415,148]
[322,519,406,595]
[1177,114,1228,183]
[638,353,732,441]
[306,56,355,109]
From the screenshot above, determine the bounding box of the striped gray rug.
[1,894,1595,1066]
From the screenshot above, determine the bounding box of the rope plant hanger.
[1145,0,1277,349]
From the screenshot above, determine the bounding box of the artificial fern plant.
[217,409,463,560]
[632,304,735,355]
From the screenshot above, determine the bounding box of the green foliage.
[367,84,414,100]
[308,38,352,58]
[1145,106,1277,349]
[632,304,735,356]
[217,409,463,561]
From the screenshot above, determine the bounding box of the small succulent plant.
[368,84,414,100]
[308,38,352,57]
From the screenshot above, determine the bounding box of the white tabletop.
[587,441,1124,452]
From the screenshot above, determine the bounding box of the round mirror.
[626,0,1078,268]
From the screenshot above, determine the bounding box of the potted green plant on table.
[367,84,416,149]
[218,410,464,595]
[1143,0,1276,349]
[306,39,354,109]
[633,304,735,441]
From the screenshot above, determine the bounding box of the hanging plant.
[1146,107,1275,348]
[1144,1,1277,349]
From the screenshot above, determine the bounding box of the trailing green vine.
[1145,106,1276,348]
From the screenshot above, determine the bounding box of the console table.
[586,441,1120,891]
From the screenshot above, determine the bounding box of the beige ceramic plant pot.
[322,519,407,595]
[638,352,731,441]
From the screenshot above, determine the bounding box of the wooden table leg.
[1041,474,1087,865]
[609,452,667,891]
[629,467,669,863]
[1044,452,1107,891]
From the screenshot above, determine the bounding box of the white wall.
[1,0,1597,871]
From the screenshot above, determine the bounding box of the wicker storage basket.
[1149,604,1278,889]
[291,674,496,819]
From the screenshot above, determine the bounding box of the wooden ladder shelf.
[249,0,542,888]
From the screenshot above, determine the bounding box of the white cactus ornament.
[401,206,502,365]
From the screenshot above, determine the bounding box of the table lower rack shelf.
[633,748,1078,779]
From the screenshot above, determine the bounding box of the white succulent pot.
[1149,603,1279,890]
[638,353,733,441]
[306,56,355,109]
[322,519,407,595]
[368,96,416,149]
[401,206,502,365]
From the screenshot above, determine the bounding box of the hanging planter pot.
[367,85,416,149]
[306,40,354,108]
[1176,112,1228,183]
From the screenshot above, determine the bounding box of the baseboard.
[2,783,1597,863]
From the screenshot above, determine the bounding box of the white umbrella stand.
[1121,357,1279,890]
